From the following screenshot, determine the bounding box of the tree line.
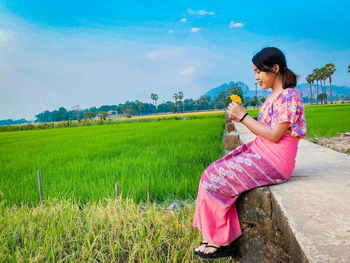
[33,84,263,123]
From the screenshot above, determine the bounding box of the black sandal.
[197,243,237,259]
[193,242,208,255]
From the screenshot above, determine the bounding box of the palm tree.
[313,68,321,104]
[306,74,314,105]
[325,63,336,104]
[311,72,316,104]
[173,93,179,113]
[150,93,159,113]
[178,91,184,112]
[320,67,328,104]
[348,65,350,73]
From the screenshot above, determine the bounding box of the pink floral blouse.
[258,87,307,139]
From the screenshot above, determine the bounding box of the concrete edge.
[270,191,308,263]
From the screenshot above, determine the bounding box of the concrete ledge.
[232,121,350,263]
[233,187,292,262]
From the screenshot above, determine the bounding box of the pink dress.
[193,87,307,245]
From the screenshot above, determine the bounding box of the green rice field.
[303,103,350,137]
[0,113,225,206]
[1,104,349,207]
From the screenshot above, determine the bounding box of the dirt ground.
[306,132,350,155]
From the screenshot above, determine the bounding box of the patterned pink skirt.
[192,141,290,245]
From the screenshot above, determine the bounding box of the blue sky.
[1,0,349,120]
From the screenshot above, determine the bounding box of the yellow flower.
[230,94,242,104]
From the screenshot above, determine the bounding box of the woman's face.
[252,63,278,90]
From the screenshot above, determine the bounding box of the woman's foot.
[197,241,238,259]
[194,241,208,253]
[201,242,222,254]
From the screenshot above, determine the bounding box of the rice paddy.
[303,103,350,137]
[0,113,225,206]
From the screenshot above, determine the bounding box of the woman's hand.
[227,102,246,122]
[228,102,291,142]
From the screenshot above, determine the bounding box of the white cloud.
[187,8,195,15]
[229,21,244,28]
[145,50,160,59]
[180,18,187,22]
[0,29,14,45]
[187,8,214,16]
[191,27,201,33]
[180,65,196,76]
[168,29,174,34]
[198,10,214,15]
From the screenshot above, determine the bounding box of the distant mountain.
[204,81,350,99]
[204,81,250,99]
[204,81,272,99]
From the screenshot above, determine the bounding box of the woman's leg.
[194,142,288,255]
[193,183,242,253]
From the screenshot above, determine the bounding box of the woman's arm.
[227,102,290,143]
[240,115,290,143]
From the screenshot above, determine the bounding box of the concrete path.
[235,123,350,263]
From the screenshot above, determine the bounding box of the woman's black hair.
[252,47,298,89]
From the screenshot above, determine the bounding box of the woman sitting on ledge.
[193,46,307,260]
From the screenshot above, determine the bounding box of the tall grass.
[0,197,231,263]
[0,117,225,206]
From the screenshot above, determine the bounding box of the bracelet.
[240,113,248,122]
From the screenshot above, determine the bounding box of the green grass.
[0,115,225,206]
[303,103,350,137]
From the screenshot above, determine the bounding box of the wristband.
[240,113,248,122]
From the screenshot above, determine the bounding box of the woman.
[193,47,307,260]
